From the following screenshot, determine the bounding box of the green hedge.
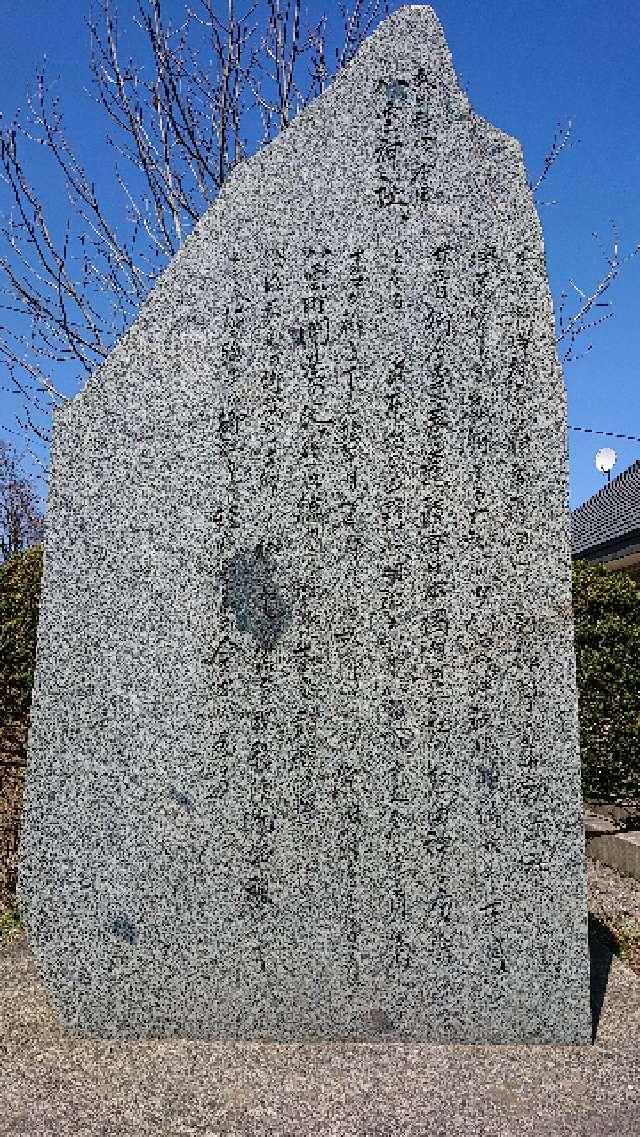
[0,544,43,734]
[1,545,638,803]
[572,559,640,802]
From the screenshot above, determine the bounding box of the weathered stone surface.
[17,5,592,1043]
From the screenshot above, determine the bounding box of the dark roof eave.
[572,529,640,562]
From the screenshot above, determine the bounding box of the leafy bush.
[0,544,43,733]
[572,559,640,803]
[0,544,43,916]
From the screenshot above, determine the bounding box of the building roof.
[571,457,640,561]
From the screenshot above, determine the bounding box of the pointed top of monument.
[376,4,441,27]
[343,3,454,71]
[352,4,451,53]
[305,1,471,140]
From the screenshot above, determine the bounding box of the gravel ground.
[584,797,640,975]
[586,855,640,976]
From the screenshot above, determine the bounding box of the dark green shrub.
[572,559,640,803]
[1,543,43,914]
[0,544,43,732]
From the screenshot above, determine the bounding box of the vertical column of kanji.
[277,241,346,1009]
[368,67,462,1008]
[333,245,367,627]
[406,66,475,1006]
[502,278,547,889]
[279,284,325,1013]
[328,245,370,1004]
[402,235,457,1008]
[212,256,274,1002]
[258,245,289,535]
[297,240,370,1008]
[369,73,414,1004]
[284,243,332,837]
[216,247,248,707]
[237,244,291,997]
[464,240,514,1032]
[377,265,416,995]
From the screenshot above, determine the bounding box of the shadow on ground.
[589,912,619,1042]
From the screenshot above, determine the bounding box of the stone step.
[584,812,640,881]
[584,811,622,837]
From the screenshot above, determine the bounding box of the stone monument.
[17,5,592,1043]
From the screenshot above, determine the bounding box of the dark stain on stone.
[370,1007,396,1032]
[386,698,406,720]
[386,79,409,102]
[170,787,194,813]
[243,876,274,909]
[477,765,499,790]
[110,916,138,945]
[218,541,293,651]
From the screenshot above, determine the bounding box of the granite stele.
[17,5,592,1044]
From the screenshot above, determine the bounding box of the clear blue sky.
[0,0,638,514]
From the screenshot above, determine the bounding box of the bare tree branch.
[0,441,45,563]
[337,0,390,70]
[556,222,640,365]
[243,0,330,143]
[528,118,574,204]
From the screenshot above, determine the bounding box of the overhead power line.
[569,425,640,444]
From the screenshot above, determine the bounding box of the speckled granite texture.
[16,4,592,1043]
